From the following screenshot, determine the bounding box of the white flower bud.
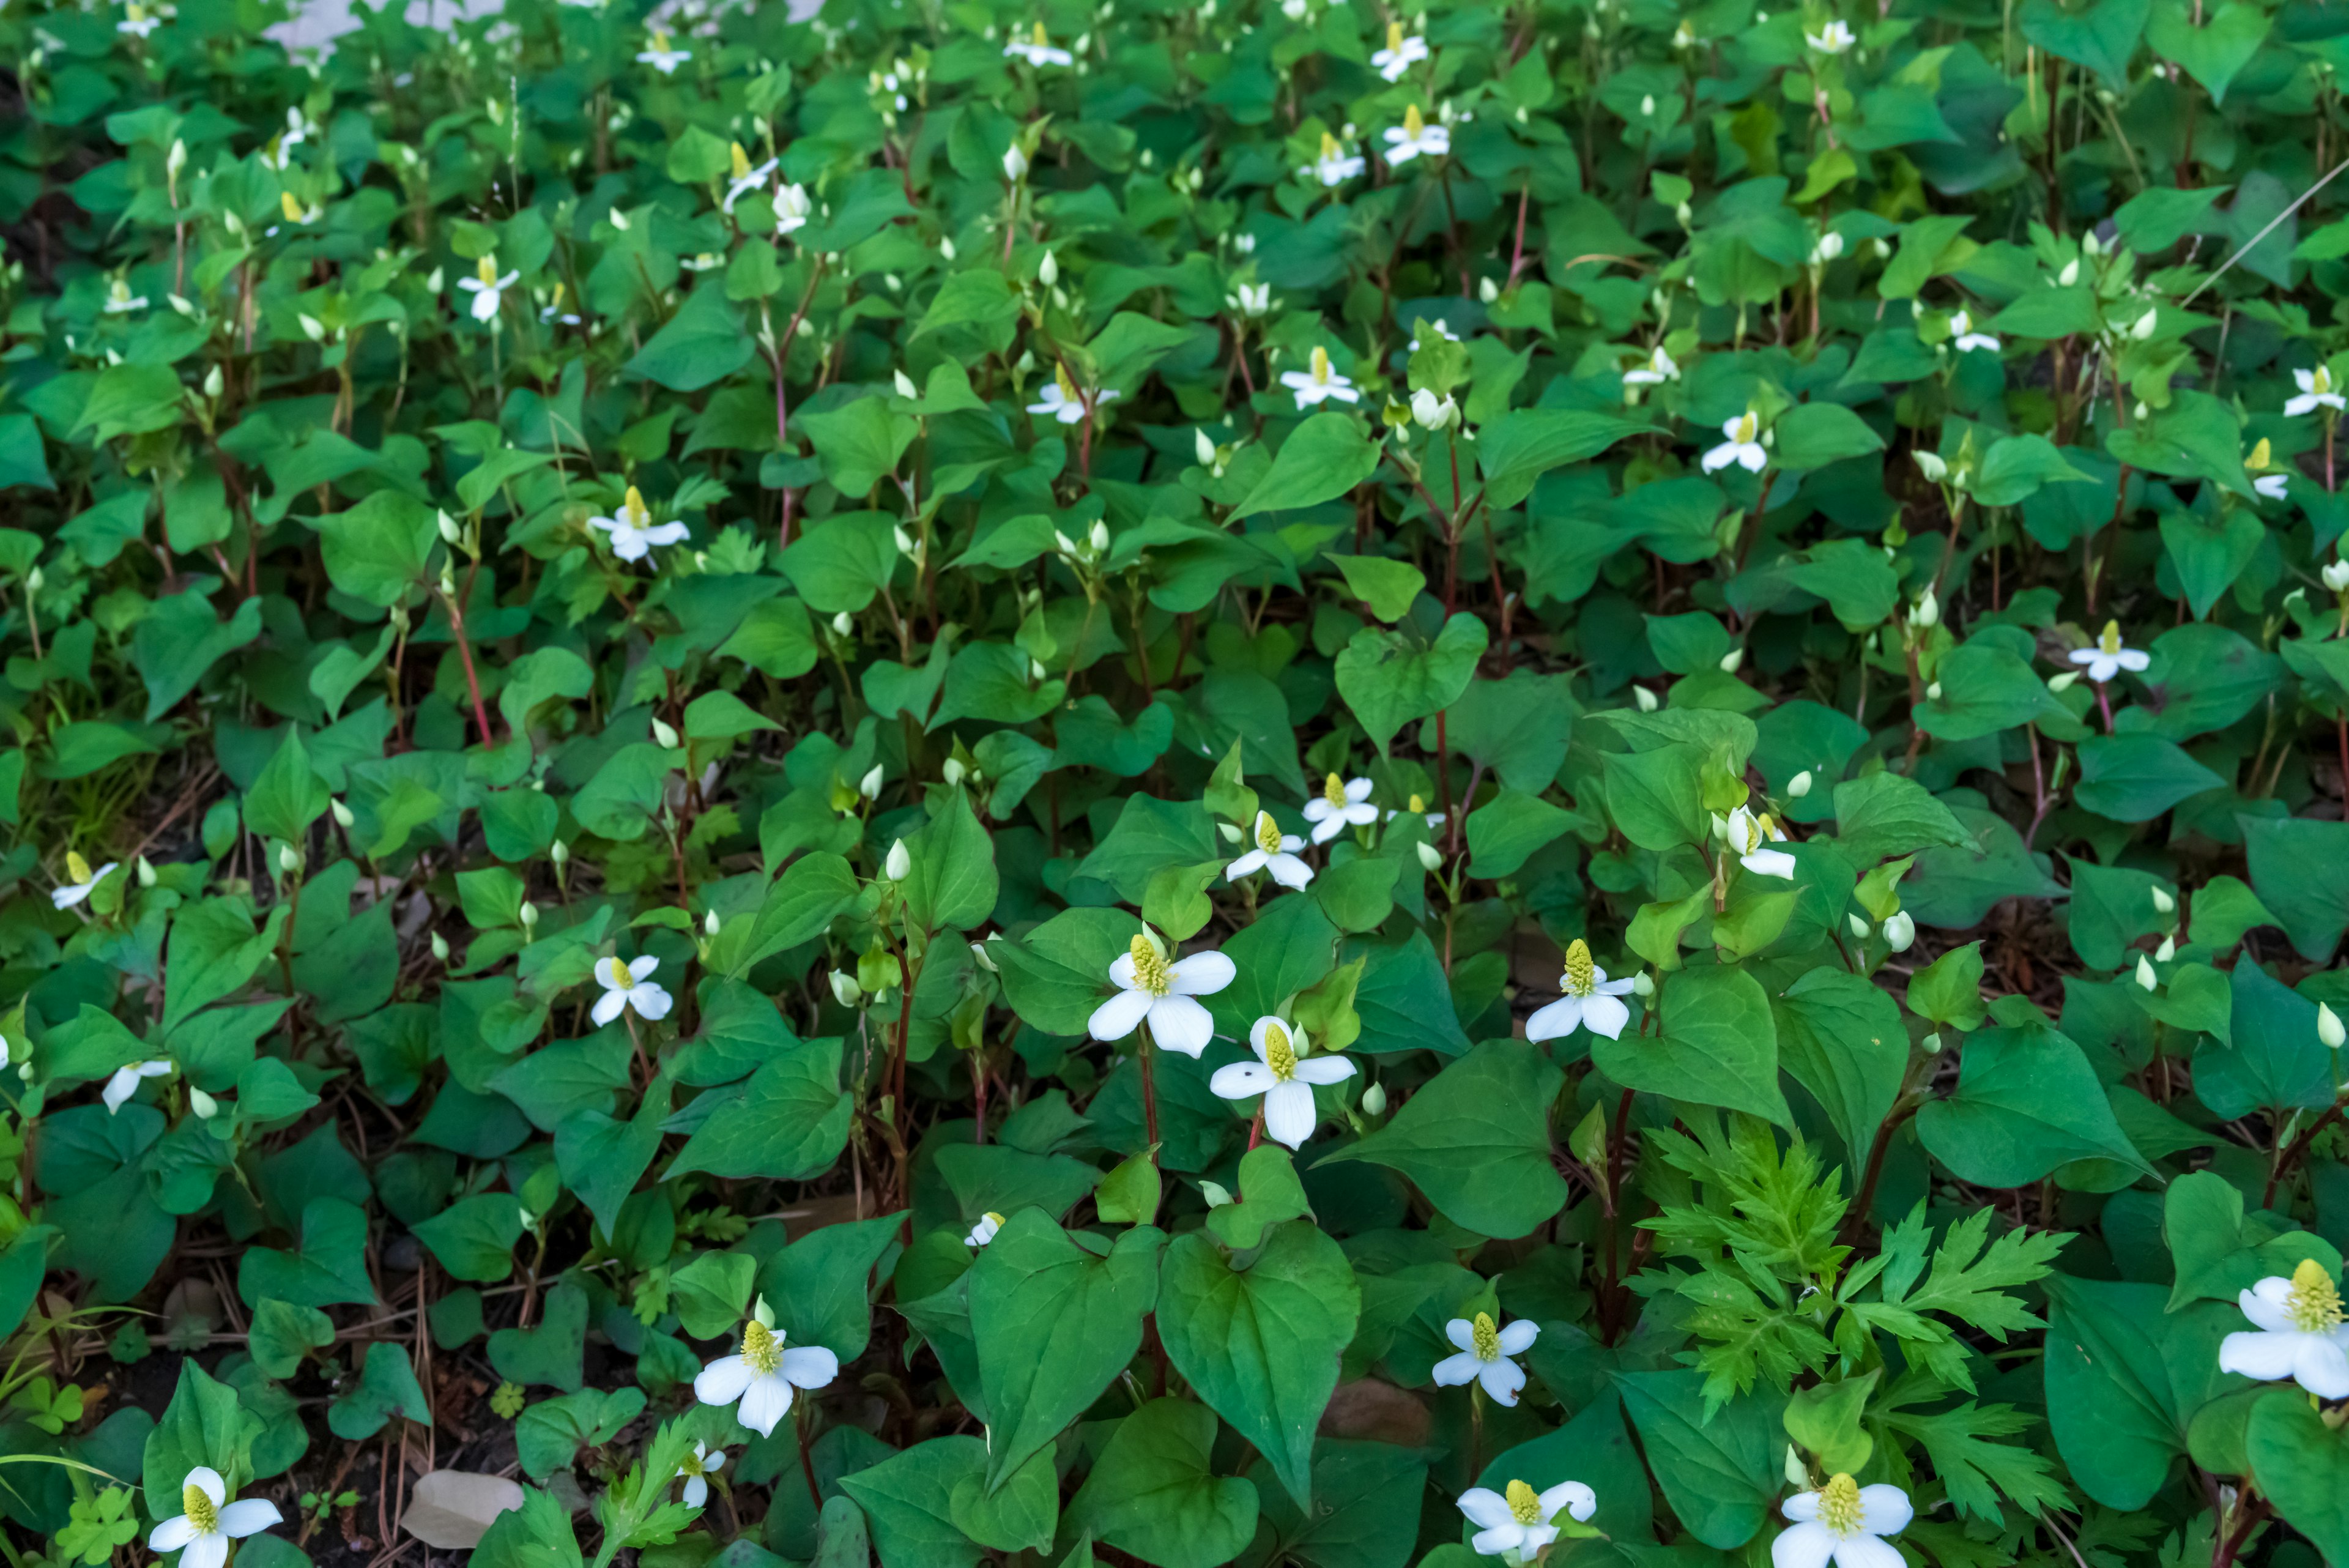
[518,901,538,929]
[894,524,918,556]
[2058,258,2080,286]
[1219,822,1244,843]
[438,509,462,545]
[431,931,451,962]
[25,567,43,593]
[1361,1081,1387,1116]
[970,939,999,973]
[2154,934,2176,962]
[2151,886,2175,915]
[2321,1003,2345,1050]
[330,798,354,829]
[1200,1181,1236,1208]
[168,138,187,178]
[202,363,225,399]
[1003,144,1029,182]
[943,756,967,787]
[1913,450,1947,483]
[1090,519,1110,554]
[1631,972,1655,997]
[1416,841,1443,871]
[136,856,157,888]
[704,908,721,937]
[2136,953,2158,990]
[941,237,957,260]
[1633,685,1658,712]
[2049,670,2081,693]
[1882,911,1916,952]
[551,839,570,865]
[1195,428,1218,466]
[860,764,885,799]
[277,844,302,876]
[298,313,326,342]
[1411,388,1457,429]
[894,370,918,398]
[190,1087,218,1120]
[885,839,911,880]
[1924,681,1942,700]
[1848,912,1871,940]
[1038,249,1059,286]
[2132,308,2158,341]
[1788,770,1814,799]
[829,969,864,1006]
[1913,586,1939,628]
[833,611,854,635]
[1477,277,1499,304]
[1718,646,1744,674]
[651,717,681,750]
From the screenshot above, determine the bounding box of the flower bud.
[833,611,854,635]
[25,567,42,593]
[829,969,864,1006]
[1785,1446,1809,1489]
[2154,934,2176,962]
[277,844,302,876]
[1038,249,1058,286]
[190,1087,219,1120]
[1913,450,1947,483]
[1631,972,1655,997]
[1219,822,1243,843]
[1361,1081,1387,1116]
[1913,586,1940,628]
[438,510,462,545]
[860,764,885,799]
[1003,144,1029,182]
[1787,770,1813,799]
[943,756,967,787]
[651,717,680,750]
[970,938,1000,973]
[551,838,570,865]
[1089,519,1110,554]
[1416,841,1442,871]
[2058,258,2080,286]
[1848,912,1871,940]
[1882,911,1916,952]
[1477,277,1499,303]
[1633,685,1658,712]
[894,369,918,398]
[1195,428,1217,466]
[1200,1181,1235,1208]
[2135,953,2158,990]
[2321,1003,2345,1050]
[703,908,721,937]
[885,839,911,880]
[2049,670,2080,693]
[330,798,354,829]
[202,363,225,399]
[894,524,918,556]
[1718,646,1744,674]
[2151,886,2175,915]
[431,931,451,962]
[136,856,158,888]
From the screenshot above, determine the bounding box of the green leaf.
[1831,772,1972,864]
[411,1194,528,1284]
[1915,1023,2153,1186]
[2246,1391,2349,1559]
[2241,817,2349,960]
[1601,741,1708,851]
[1063,1399,1260,1568]
[328,1341,432,1440]
[1333,614,1488,756]
[1594,966,1792,1128]
[1327,555,1425,623]
[626,283,755,393]
[996,907,1143,1036]
[1233,413,1381,519]
[1330,1041,1567,1238]
[1773,968,1909,1165]
[664,1041,853,1182]
[317,491,435,608]
[902,792,999,932]
[1771,403,1884,470]
[2043,1274,2236,1509]
[1613,1369,1781,1549]
[759,1212,910,1364]
[1477,408,1645,510]
[1906,942,1987,1031]
[237,1197,377,1308]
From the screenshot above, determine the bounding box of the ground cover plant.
[12,0,2349,1566]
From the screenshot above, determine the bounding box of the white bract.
[1281,345,1359,408]
[1524,939,1637,1042]
[1028,366,1116,425]
[2287,365,2346,417]
[1457,1479,1596,1564]
[1209,1016,1354,1148]
[457,254,520,323]
[1371,22,1428,81]
[1725,806,1798,879]
[53,851,118,910]
[1432,1311,1538,1405]
[1773,1475,1912,1568]
[1622,346,1678,387]
[148,1467,283,1568]
[1302,774,1379,843]
[1382,105,1449,164]
[637,29,691,72]
[593,955,674,1026]
[119,2,166,37]
[103,279,147,314]
[1804,18,1854,52]
[724,142,777,214]
[1305,133,1367,188]
[1228,810,1314,889]
[590,486,691,562]
[1003,21,1074,65]
[694,1302,838,1437]
[965,1211,1005,1247]
[2068,620,2150,683]
[2218,1258,2349,1398]
[1949,310,2000,353]
[1703,411,1767,474]
[1088,929,1234,1057]
[674,1441,725,1507]
[104,1058,173,1113]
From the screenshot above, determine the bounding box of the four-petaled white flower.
[1305,132,1367,188]
[2218,1258,2349,1398]
[1457,1478,1596,1564]
[1805,18,1854,53]
[457,254,519,323]
[103,279,147,315]
[1230,281,1273,318]
[694,1302,838,1437]
[1302,774,1379,843]
[105,1058,173,1113]
[1282,345,1359,409]
[1382,105,1449,165]
[1384,791,1447,830]
[592,954,674,1027]
[1622,346,1678,387]
[2248,437,2290,501]
[118,2,166,37]
[724,141,777,215]
[1003,21,1074,66]
[965,1211,1006,1247]
[773,184,814,237]
[674,1441,725,1508]
[1027,365,1117,425]
[148,1466,283,1568]
[1210,1016,1354,1149]
[637,29,691,73]
[590,485,691,562]
[541,283,582,325]
[1433,1311,1538,1405]
[1724,806,1797,880]
[53,851,119,910]
[2068,619,2150,684]
[1703,411,1767,474]
[1371,21,1429,81]
[1228,810,1314,889]
[1525,939,1636,1043]
[2287,365,2346,418]
[1948,310,2000,354]
[1089,928,1234,1057]
[1773,1475,1912,1568]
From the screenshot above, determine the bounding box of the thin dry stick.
[2183,154,2349,307]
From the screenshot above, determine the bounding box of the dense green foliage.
[10,1,2349,1568]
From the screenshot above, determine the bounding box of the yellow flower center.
[1056,363,1078,401]
[1255,812,1283,853]
[1408,793,1426,814]
[1129,934,1171,995]
[623,485,650,527]
[1562,939,1595,997]
[1319,132,1342,162]
[65,852,92,885]
[1263,1020,1297,1080]
[1505,1479,1542,1525]
[1754,812,1778,842]
[1472,1310,1501,1360]
[741,1318,782,1374]
[982,1210,1005,1227]
[1386,21,1405,51]
[1817,1474,1862,1535]
[1403,104,1425,136]
[2288,1258,2345,1332]
[2320,367,2336,395]
[477,255,499,287]
[730,141,752,179]
[182,1485,218,1535]
[603,956,635,990]
[651,28,672,50]
[281,191,303,222]
[2250,437,2273,471]
[1324,773,1348,807]
[1310,346,1334,384]
[1732,412,1758,444]
[1032,20,1049,44]
[2098,619,2123,655]
[551,282,567,308]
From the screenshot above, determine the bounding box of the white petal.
[1088,987,1153,1042]
[1343,803,1379,824]
[1226,850,1268,879]
[185,1469,228,1507]
[1267,853,1315,890]
[1302,800,1337,823]
[1309,814,1347,844]
[631,982,675,1021]
[735,1371,793,1437]
[1108,951,1140,989]
[1496,1318,1540,1354]
[1742,849,1800,880]
[2115,650,2151,672]
[1518,1524,1560,1556]
[1262,1080,1318,1148]
[1833,1534,1906,1568]
[1149,994,1216,1057]
[1478,1355,1527,1405]
[1783,1492,1822,1523]
[1524,996,1584,1042]
[1291,1055,1355,1085]
[1580,992,1632,1040]
[149,1518,198,1553]
[182,1534,229,1568]
[1855,1487,1911,1536]
[1542,1482,1597,1523]
[2296,1334,2349,1399]
[1445,1317,1477,1351]
[694,1354,756,1406]
[1773,1521,1839,1568]
[2221,1328,2304,1381]
[1210,1061,1278,1100]
[1167,951,1235,995]
[1430,1350,1483,1387]
[592,989,628,1027]
[1471,1525,1528,1558]
[216,1500,283,1539]
[1247,1016,1280,1061]
[1457,1490,1515,1531]
[781,1345,839,1389]
[629,954,661,981]
[683,1475,707,1508]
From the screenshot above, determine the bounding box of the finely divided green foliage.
[9,0,2349,1564]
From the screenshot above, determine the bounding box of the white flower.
[1524,939,1636,1042]
[2255,472,2290,501]
[456,254,519,323]
[147,1467,283,1568]
[589,485,691,562]
[1703,411,1768,474]
[2324,560,2349,593]
[2248,437,2290,500]
[1003,21,1074,65]
[1811,232,1845,266]
[118,2,165,36]
[1302,774,1379,844]
[2321,1003,2345,1050]
[103,280,147,315]
[1431,1311,1538,1405]
[965,1211,1006,1247]
[1383,791,1447,830]
[1948,310,2000,354]
[1457,1478,1596,1564]
[53,852,119,910]
[1773,1475,1913,1568]
[724,142,777,215]
[2287,366,2346,418]
[1411,387,1458,429]
[2068,620,2150,684]
[694,1307,837,1437]
[1230,281,1272,317]
[1370,21,1429,81]
[1382,105,1449,165]
[637,29,691,72]
[1027,366,1117,425]
[592,954,673,1027]
[674,1441,725,1508]
[1280,346,1359,409]
[1787,770,1814,798]
[1724,806,1797,879]
[1209,1016,1354,1149]
[1304,133,1366,188]
[772,184,814,237]
[1881,911,1915,952]
[104,1058,173,1113]
[1228,810,1314,890]
[2219,1259,2349,1397]
[1088,929,1235,1057]
[1622,347,1678,387]
[1804,18,1854,52]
